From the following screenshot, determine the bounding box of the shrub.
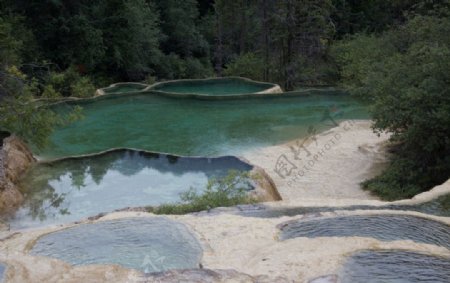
[148,170,256,215]
[71,77,96,98]
[46,66,95,97]
[223,52,265,81]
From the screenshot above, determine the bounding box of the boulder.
[0,136,35,214]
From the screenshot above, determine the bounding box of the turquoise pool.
[39,93,369,159]
[150,77,277,95]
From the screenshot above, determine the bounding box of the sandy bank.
[243,120,390,203]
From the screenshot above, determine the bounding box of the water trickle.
[0,263,5,282]
[278,214,450,248]
[339,250,450,283]
[9,150,252,229]
[30,217,202,273]
[104,84,147,94]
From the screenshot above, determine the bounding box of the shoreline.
[242,120,391,203]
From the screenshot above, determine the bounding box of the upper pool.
[149,77,279,96]
[39,92,368,159]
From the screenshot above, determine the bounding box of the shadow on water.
[7,149,252,229]
[30,217,203,273]
[278,214,450,249]
[234,194,450,218]
[339,250,450,283]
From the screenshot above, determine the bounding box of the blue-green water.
[30,217,203,273]
[340,250,450,283]
[151,80,270,95]
[278,214,450,248]
[9,150,252,229]
[39,93,368,159]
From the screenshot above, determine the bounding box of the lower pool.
[339,250,450,283]
[278,214,450,248]
[236,194,450,218]
[30,217,203,273]
[8,150,252,229]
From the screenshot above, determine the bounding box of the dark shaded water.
[340,250,450,283]
[278,214,450,248]
[31,217,202,273]
[8,150,252,229]
[235,194,450,218]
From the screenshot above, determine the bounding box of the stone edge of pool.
[92,76,346,100]
[2,209,449,282]
[98,76,283,98]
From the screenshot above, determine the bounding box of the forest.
[0,0,449,199]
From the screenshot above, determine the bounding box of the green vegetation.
[223,53,265,81]
[333,13,450,200]
[1,0,449,199]
[148,171,256,215]
[0,16,82,148]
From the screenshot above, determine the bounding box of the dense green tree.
[223,52,264,81]
[0,16,81,148]
[331,0,450,38]
[333,15,450,199]
[156,0,208,58]
[212,0,260,75]
[270,0,335,89]
[155,0,213,79]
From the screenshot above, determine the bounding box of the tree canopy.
[1,0,449,198]
[333,14,450,199]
